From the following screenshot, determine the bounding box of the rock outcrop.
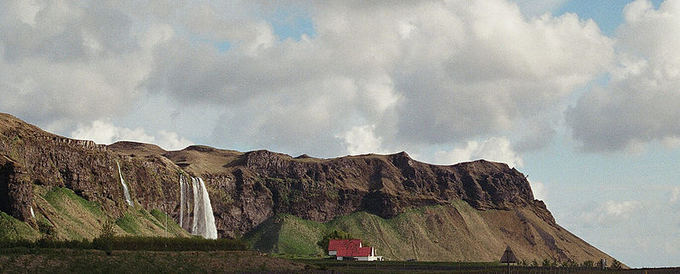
[0,113,612,263]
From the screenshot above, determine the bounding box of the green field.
[0,248,306,273]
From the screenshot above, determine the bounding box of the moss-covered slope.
[245,202,614,263]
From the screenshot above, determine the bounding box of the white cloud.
[71,120,192,151]
[671,187,680,203]
[568,0,680,151]
[530,180,547,200]
[433,137,523,167]
[0,0,615,158]
[604,200,641,218]
[577,200,643,226]
[338,125,385,155]
[0,1,165,128]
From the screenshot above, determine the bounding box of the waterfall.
[116,161,133,206]
[30,206,35,218]
[178,174,217,239]
[191,177,199,234]
[195,177,217,239]
[179,175,185,227]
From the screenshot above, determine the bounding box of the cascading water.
[191,177,199,234]
[178,174,217,239]
[30,206,35,218]
[116,161,133,206]
[179,175,185,227]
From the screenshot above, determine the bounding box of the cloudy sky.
[1,0,678,267]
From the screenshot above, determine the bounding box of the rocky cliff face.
[0,113,611,263]
[0,112,551,237]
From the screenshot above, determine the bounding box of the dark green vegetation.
[0,248,306,273]
[0,236,247,251]
[0,212,40,241]
[1,186,191,242]
[294,259,676,273]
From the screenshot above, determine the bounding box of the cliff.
[0,113,614,263]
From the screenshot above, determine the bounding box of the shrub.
[582,260,594,268]
[93,218,116,255]
[541,259,551,267]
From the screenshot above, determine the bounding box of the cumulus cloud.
[567,0,680,151]
[433,137,523,167]
[0,1,171,131]
[141,0,613,158]
[338,125,387,155]
[0,0,613,160]
[578,200,643,226]
[671,186,680,203]
[530,180,547,200]
[71,120,192,150]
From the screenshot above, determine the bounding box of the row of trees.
[2,218,246,255]
[517,258,622,269]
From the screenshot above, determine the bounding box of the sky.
[0,0,678,267]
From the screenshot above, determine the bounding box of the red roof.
[328,239,373,257]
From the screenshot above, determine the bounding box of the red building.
[328,239,383,261]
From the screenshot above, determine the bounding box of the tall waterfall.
[30,206,35,218]
[116,161,133,206]
[178,175,217,239]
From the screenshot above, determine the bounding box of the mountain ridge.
[0,112,615,263]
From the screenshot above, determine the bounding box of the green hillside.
[244,200,610,263]
[0,186,189,241]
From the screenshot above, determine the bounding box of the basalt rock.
[0,112,553,238]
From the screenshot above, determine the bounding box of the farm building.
[328,239,383,261]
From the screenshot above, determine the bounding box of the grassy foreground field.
[0,248,308,273]
[1,247,678,273]
[297,259,680,273]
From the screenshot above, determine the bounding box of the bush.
[37,219,57,240]
[582,260,594,268]
[541,259,551,267]
[1,236,247,252]
[93,218,116,255]
[610,259,622,269]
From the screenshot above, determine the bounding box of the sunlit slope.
[246,201,613,263]
[1,186,189,241]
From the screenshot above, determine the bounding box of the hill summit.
[0,113,615,263]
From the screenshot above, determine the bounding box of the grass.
[0,212,40,241]
[0,249,305,273]
[296,259,650,273]
[115,213,141,234]
[32,186,190,240]
[244,202,597,263]
[0,236,247,251]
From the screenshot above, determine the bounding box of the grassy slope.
[0,212,40,241]
[245,201,614,263]
[0,186,190,241]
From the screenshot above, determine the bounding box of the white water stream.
[116,161,133,206]
[178,175,217,239]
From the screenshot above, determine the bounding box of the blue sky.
[1,0,679,268]
[556,0,664,34]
